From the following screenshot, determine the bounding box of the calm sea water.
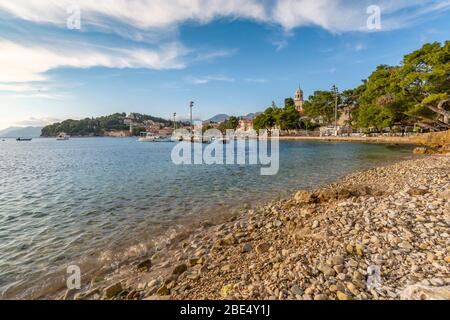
[0,137,412,298]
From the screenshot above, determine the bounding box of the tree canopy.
[352,41,450,130]
[41,113,176,137]
[218,116,239,133]
[303,90,339,125]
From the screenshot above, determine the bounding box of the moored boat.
[16,137,32,141]
[138,132,159,142]
[138,132,173,142]
[56,132,70,140]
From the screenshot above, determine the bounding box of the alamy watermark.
[67,5,81,30]
[66,265,81,290]
[366,265,382,290]
[170,127,279,176]
[367,5,382,30]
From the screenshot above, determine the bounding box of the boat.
[138,132,161,142]
[138,132,174,142]
[210,137,230,144]
[56,132,70,140]
[16,138,32,141]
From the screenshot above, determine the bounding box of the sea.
[0,137,413,298]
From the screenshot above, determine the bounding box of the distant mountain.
[207,114,230,123]
[207,112,261,123]
[0,126,43,138]
[242,112,261,120]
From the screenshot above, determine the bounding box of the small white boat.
[138,132,159,142]
[56,132,70,140]
[139,132,174,142]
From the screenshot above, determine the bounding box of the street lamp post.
[189,101,194,137]
[332,85,339,136]
[173,112,177,130]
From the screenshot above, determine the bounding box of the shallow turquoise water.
[0,137,412,298]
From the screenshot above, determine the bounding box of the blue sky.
[0,0,449,129]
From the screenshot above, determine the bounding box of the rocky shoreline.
[62,155,450,300]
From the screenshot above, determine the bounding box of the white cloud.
[0,39,187,83]
[11,92,72,100]
[354,44,366,51]
[15,117,64,126]
[270,38,289,51]
[0,83,37,93]
[186,75,235,85]
[1,0,448,35]
[0,0,267,31]
[271,0,450,32]
[245,78,268,83]
[0,0,448,89]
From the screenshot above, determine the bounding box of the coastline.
[60,154,450,300]
[277,135,419,144]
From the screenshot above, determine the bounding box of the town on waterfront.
[0,1,449,307]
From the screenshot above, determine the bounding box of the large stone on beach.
[408,187,428,196]
[318,264,336,277]
[413,147,428,155]
[294,191,317,204]
[220,284,234,298]
[328,255,345,266]
[255,242,271,254]
[336,291,351,300]
[136,259,152,272]
[172,263,188,275]
[223,234,237,245]
[290,285,303,296]
[398,241,413,251]
[241,243,252,253]
[187,257,199,267]
[103,282,123,299]
[156,285,170,296]
[399,284,450,300]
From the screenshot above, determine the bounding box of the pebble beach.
[60,154,450,301]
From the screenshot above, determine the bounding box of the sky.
[0,0,449,130]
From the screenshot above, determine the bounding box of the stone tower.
[294,86,304,114]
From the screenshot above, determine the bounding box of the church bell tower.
[294,85,304,114]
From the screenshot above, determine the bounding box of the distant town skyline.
[1,1,450,129]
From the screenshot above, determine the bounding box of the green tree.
[276,105,300,130]
[355,65,409,129]
[284,98,295,108]
[303,90,338,125]
[41,112,177,137]
[399,41,450,127]
[253,107,279,131]
[218,116,239,133]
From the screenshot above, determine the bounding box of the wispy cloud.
[185,75,235,85]
[1,1,448,35]
[0,1,267,34]
[0,39,187,83]
[15,117,64,126]
[0,0,448,91]
[354,43,366,51]
[191,48,238,62]
[271,0,450,32]
[11,92,72,100]
[0,81,84,100]
[245,78,268,83]
[270,38,289,51]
